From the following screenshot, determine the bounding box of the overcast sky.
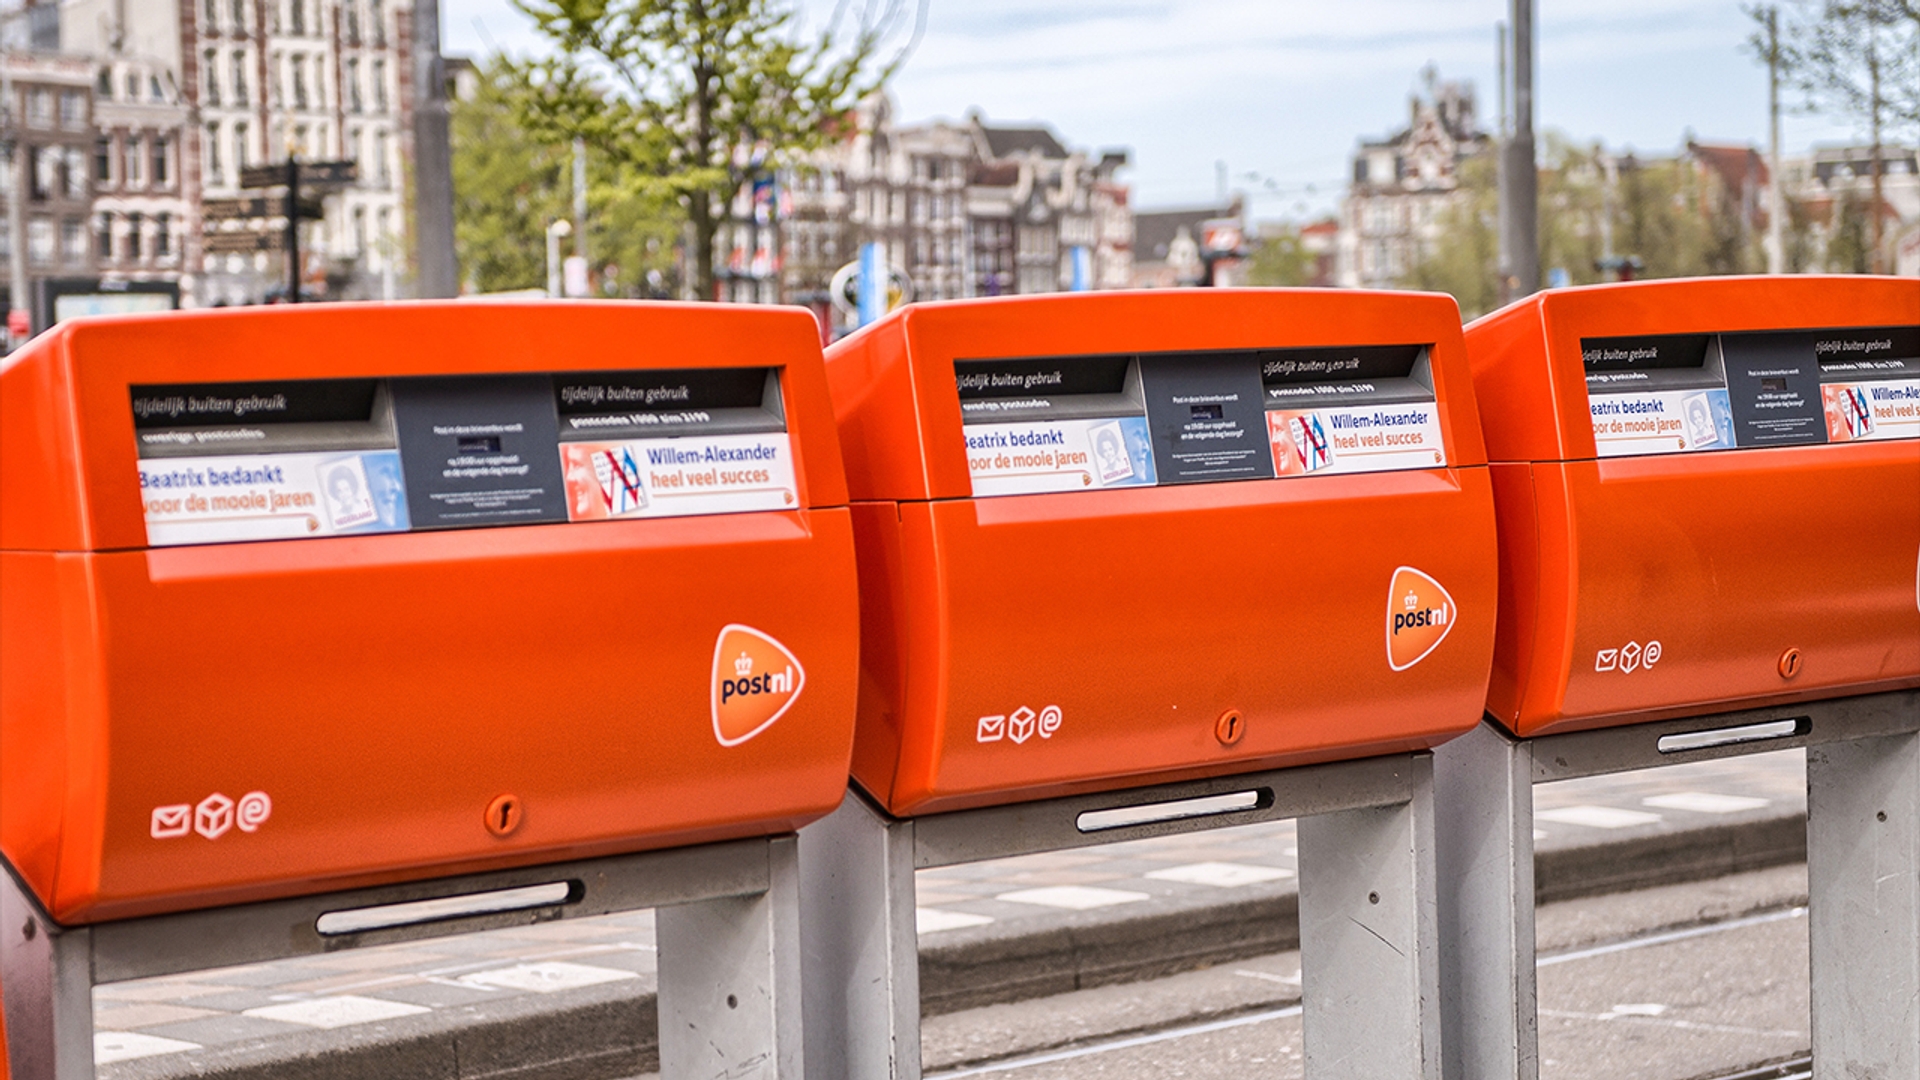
[444,0,1865,222]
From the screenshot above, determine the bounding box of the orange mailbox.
[1466,276,1920,737]
[825,290,1500,816]
[0,302,859,925]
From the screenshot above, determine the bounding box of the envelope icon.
[1595,649,1618,672]
[151,804,191,839]
[976,715,1006,743]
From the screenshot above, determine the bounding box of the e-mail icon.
[1595,649,1618,672]
[151,804,191,839]
[976,715,1006,742]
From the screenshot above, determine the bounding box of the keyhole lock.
[1777,648,1802,679]
[485,794,524,838]
[1215,709,1246,747]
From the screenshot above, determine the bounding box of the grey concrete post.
[1807,730,1919,1080]
[798,790,922,1080]
[2,868,94,1080]
[1297,756,1443,1080]
[1433,719,1539,1080]
[655,835,805,1080]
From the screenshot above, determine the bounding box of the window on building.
[33,148,57,199]
[27,89,52,127]
[156,212,172,257]
[374,129,389,185]
[64,147,85,199]
[203,51,220,106]
[28,216,54,264]
[290,0,306,35]
[61,217,85,263]
[352,205,366,253]
[125,72,139,101]
[347,59,362,113]
[292,57,308,110]
[96,212,113,259]
[153,137,169,186]
[313,60,325,110]
[206,122,223,181]
[125,135,143,187]
[234,122,249,169]
[371,59,387,111]
[126,212,143,261]
[369,0,386,45]
[97,68,114,99]
[231,0,246,30]
[149,75,164,102]
[94,137,112,183]
[204,0,219,31]
[232,51,249,105]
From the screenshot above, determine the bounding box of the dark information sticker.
[1137,352,1274,484]
[390,375,569,529]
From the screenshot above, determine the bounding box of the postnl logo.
[1387,567,1456,671]
[711,624,805,747]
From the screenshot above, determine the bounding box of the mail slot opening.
[316,880,579,935]
[1076,789,1268,833]
[1656,717,1809,754]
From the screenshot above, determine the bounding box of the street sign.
[238,159,358,190]
[203,231,281,255]
[204,196,325,221]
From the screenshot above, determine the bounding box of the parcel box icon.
[824,290,1500,816]
[0,303,859,923]
[1464,276,1920,738]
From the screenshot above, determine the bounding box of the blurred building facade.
[0,47,106,330]
[739,94,1134,335]
[0,0,417,324]
[1337,70,1492,289]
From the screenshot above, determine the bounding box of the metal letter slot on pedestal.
[1436,276,1920,1080]
[0,302,862,1079]
[801,289,1505,1079]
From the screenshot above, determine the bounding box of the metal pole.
[571,136,586,262]
[1495,22,1512,302]
[1764,6,1785,274]
[4,56,28,344]
[411,0,458,297]
[1504,0,1539,297]
[285,155,299,301]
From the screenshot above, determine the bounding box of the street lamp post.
[546,219,572,298]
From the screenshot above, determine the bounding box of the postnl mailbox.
[1464,276,1920,737]
[0,302,859,925]
[824,290,1500,816]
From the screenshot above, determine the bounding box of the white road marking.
[94,1032,201,1064]
[918,907,997,933]
[1145,862,1293,888]
[1536,805,1663,829]
[1642,792,1771,814]
[243,995,430,1028]
[459,961,638,994]
[995,886,1149,910]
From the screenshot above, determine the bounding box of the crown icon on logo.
[734,652,754,676]
[1405,590,1420,611]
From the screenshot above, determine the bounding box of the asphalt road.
[904,863,1814,1080]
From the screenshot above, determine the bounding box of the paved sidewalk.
[93,749,1807,1078]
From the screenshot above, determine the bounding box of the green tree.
[452,57,680,296]
[1243,225,1321,287]
[510,0,921,300]
[1774,0,1920,270]
[1403,154,1501,319]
